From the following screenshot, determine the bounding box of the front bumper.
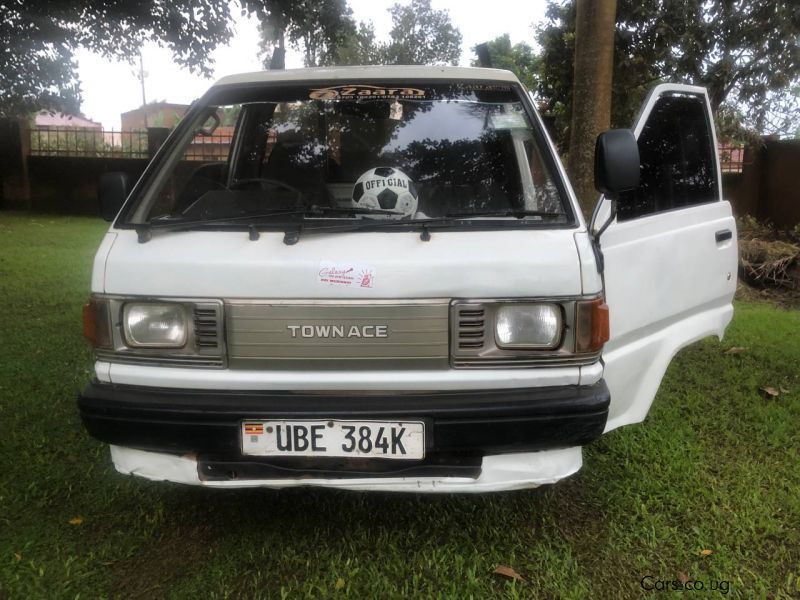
[78,380,609,490]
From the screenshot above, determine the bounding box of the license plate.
[241,420,425,460]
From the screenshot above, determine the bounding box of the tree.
[380,0,462,66]
[259,0,461,67]
[469,35,540,90]
[334,21,382,66]
[296,0,462,68]
[567,0,617,214]
[0,1,352,117]
[258,0,353,68]
[2,1,235,117]
[537,0,800,149]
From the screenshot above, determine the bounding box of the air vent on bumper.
[456,304,485,350]
[194,307,220,349]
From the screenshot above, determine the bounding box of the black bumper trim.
[78,380,610,457]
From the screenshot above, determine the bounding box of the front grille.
[456,305,485,350]
[226,301,450,370]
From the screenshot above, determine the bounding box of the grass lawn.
[1,211,798,599]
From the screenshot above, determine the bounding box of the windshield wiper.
[281,210,567,245]
[135,207,563,244]
[444,210,565,219]
[136,206,398,243]
[307,206,399,217]
[281,217,464,245]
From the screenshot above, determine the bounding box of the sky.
[75,0,551,129]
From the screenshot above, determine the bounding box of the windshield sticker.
[309,85,426,100]
[318,260,375,288]
[461,83,512,92]
[489,111,529,129]
[389,100,403,120]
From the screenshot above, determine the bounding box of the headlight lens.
[123,303,188,348]
[495,303,562,349]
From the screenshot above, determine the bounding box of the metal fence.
[29,126,233,161]
[719,144,746,173]
[29,127,149,158]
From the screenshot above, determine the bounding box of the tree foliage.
[258,0,353,68]
[469,34,540,90]
[1,1,239,117]
[280,0,462,67]
[2,0,462,117]
[334,21,383,66]
[537,0,800,149]
[380,0,461,66]
[1,1,352,117]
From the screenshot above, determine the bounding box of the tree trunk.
[270,29,286,70]
[567,0,617,218]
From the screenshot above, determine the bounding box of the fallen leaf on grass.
[493,565,525,582]
[68,517,84,525]
[677,572,689,584]
[724,346,746,354]
[760,386,781,398]
[700,549,714,556]
[14,553,21,562]
[335,578,345,590]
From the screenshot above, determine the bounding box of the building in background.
[34,112,102,128]
[121,102,189,129]
[30,111,105,156]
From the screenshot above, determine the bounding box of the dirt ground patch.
[735,280,800,309]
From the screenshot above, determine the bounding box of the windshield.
[127,82,569,226]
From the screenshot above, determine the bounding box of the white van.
[79,66,737,492]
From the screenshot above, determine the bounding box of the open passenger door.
[593,84,738,432]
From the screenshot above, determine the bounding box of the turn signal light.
[575,298,610,353]
[83,297,113,349]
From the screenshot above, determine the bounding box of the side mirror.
[99,172,129,222]
[594,129,640,198]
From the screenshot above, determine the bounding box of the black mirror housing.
[594,129,640,198]
[99,172,129,222]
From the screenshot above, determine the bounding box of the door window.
[617,93,719,221]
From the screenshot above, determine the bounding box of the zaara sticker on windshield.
[309,85,426,100]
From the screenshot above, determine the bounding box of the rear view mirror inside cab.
[196,110,221,136]
[594,129,639,198]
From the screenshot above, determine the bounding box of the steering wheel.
[229,178,303,203]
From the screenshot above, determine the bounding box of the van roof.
[212,65,520,88]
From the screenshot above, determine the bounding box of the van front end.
[79,227,609,492]
[78,66,612,492]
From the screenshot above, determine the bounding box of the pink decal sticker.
[318,261,375,288]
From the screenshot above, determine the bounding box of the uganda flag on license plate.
[244,423,264,435]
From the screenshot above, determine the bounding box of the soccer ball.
[351,167,418,219]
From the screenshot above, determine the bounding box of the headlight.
[495,303,562,349]
[123,303,188,348]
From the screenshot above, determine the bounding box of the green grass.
[1,211,798,599]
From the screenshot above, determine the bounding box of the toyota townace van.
[78,66,737,492]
